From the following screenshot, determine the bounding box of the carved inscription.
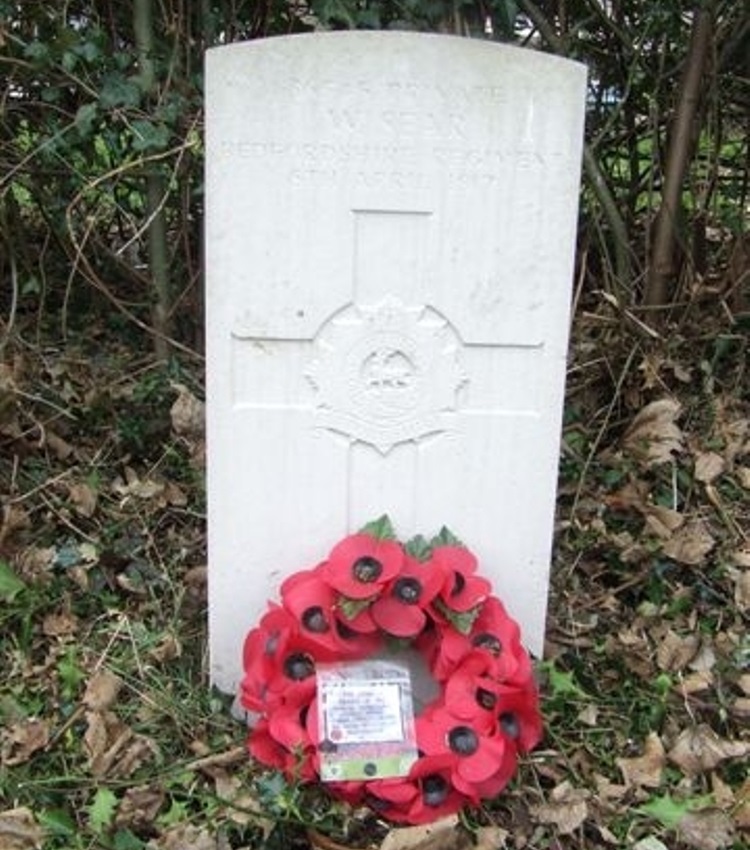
[307,298,466,454]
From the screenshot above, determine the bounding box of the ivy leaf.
[86,787,118,834]
[404,534,431,561]
[75,103,99,137]
[637,794,713,829]
[431,525,463,548]
[0,560,26,602]
[539,660,587,698]
[99,72,142,109]
[359,515,396,540]
[130,119,170,152]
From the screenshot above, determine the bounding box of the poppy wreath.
[240,517,543,825]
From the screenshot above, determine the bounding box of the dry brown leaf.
[531,781,589,834]
[668,725,750,775]
[115,786,165,830]
[694,452,725,484]
[730,547,750,567]
[737,466,750,489]
[45,430,74,460]
[644,505,684,539]
[149,633,182,664]
[68,481,98,517]
[678,809,735,850]
[0,807,45,850]
[678,671,714,694]
[623,398,684,466]
[734,778,750,829]
[379,816,463,850]
[734,570,750,611]
[42,610,79,636]
[83,670,122,711]
[656,630,700,672]
[1,719,50,766]
[170,383,205,438]
[147,824,219,850]
[473,826,509,850]
[662,520,716,565]
[617,732,666,788]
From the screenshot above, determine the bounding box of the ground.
[0,297,748,849]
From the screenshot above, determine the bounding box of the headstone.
[205,32,587,694]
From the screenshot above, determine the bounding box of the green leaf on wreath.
[337,595,375,621]
[404,534,432,561]
[433,598,481,635]
[432,525,463,548]
[360,514,396,540]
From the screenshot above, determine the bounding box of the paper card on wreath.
[316,660,418,782]
[205,32,587,694]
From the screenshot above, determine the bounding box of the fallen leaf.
[694,452,725,484]
[633,838,669,850]
[662,520,715,565]
[531,781,589,834]
[147,825,218,850]
[68,482,98,517]
[678,809,735,850]
[1,719,50,766]
[114,785,165,830]
[473,825,509,850]
[656,630,699,672]
[734,570,750,611]
[734,778,750,828]
[170,383,205,438]
[668,725,750,775]
[617,732,666,788]
[0,807,45,849]
[42,610,79,637]
[380,816,464,850]
[736,466,750,489]
[83,671,122,711]
[623,398,683,466]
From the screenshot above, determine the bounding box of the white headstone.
[206,32,586,694]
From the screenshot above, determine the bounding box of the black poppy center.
[301,605,329,633]
[476,687,498,710]
[283,652,314,681]
[422,774,449,806]
[448,725,479,756]
[500,712,520,740]
[393,577,422,604]
[450,571,466,597]
[352,556,383,583]
[472,632,502,655]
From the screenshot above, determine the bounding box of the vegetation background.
[0,2,748,849]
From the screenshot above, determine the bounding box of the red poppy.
[416,704,508,786]
[281,566,362,655]
[247,719,317,781]
[320,533,403,600]
[443,650,508,721]
[371,556,445,638]
[450,737,517,800]
[427,596,531,686]
[430,545,491,613]
[494,682,544,753]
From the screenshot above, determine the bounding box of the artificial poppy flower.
[320,533,403,600]
[247,718,316,779]
[430,545,491,613]
[281,566,356,655]
[363,754,466,824]
[428,596,531,686]
[416,704,508,786]
[494,682,544,753]
[371,556,444,638]
[240,605,297,711]
[450,736,518,800]
[443,650,508,722]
